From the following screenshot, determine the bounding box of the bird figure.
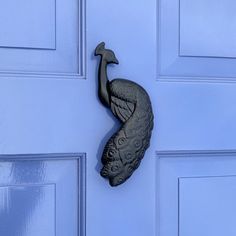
[95,42,154,186]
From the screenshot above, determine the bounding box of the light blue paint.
[0,0,85,78]
[180,176,236,236]
[0,184,55,236]
[157,152,236,236]
[0,0,56,50]
[180,0,236,58]
[0,0,157,235]
[1,0,236,235]
[159,0,236,79]
[0,154,85,236]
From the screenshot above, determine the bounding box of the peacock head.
[104,49,119,65]
[95,42,119,65]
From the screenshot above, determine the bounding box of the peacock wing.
[110,95,135,123]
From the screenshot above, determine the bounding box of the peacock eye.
[134,159,140,168]
[125,152,132,160]
[118,178,123,183]
[133,139,142,149]
[108,149,115,157]
[128,166,133,173]
[111,165,119,172]
[118,137,125,145]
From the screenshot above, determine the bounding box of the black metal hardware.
[95,42,154,187]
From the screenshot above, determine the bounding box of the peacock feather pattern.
[95,42,154,187]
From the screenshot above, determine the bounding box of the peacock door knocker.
[95,42,154,187]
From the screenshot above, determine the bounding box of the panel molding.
[156,150,236,236]
[0,0,56,50]
[156,75,236,83]
[156,149,236,158]
[0,152,85,160]
[0,183,56,235]
[0,71,86,80]
[157,0,236,82]
[179,0,236,59]
[0,0,86,80]
[178,175,236,236]
[0,153,86,236]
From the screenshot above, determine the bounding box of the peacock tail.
[101,79,154,186]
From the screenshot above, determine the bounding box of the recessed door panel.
[158,152,236,236]
[180,0,236,58]
[179,176,236,236]
[159,0,236,79]
[0,184,55,236]
[0,0,85,78]
[0,0,56,50]
[0,154,85,236]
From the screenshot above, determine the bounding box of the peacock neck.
[98,58,110,107]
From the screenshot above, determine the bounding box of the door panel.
[157,0,236,235]
[0,0,157,235]
[0,154,86,236]
[180,176,236,236]
[0,0,56,50]
[158,152,236,236]
[159,0,236,79]
[0,0,85,78]
[156,82,236,150]
[1,0,235,235]
[1,184,55,236]
[180,0,236,58]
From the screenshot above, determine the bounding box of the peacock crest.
[95,42,154,186]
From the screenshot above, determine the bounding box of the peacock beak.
[113,58,119,64]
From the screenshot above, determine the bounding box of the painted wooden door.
[0,0,235,236]
[157,0,236,236]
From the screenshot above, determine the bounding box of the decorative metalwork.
[95,42,154,186]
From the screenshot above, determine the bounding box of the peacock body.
[95,42,154,186]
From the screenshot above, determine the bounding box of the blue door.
[0,0,236,236]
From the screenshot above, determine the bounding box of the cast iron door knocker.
[95,42,154,187]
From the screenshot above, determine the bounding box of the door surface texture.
[0,0,235,236]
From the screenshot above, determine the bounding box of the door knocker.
[95,42,154,186]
